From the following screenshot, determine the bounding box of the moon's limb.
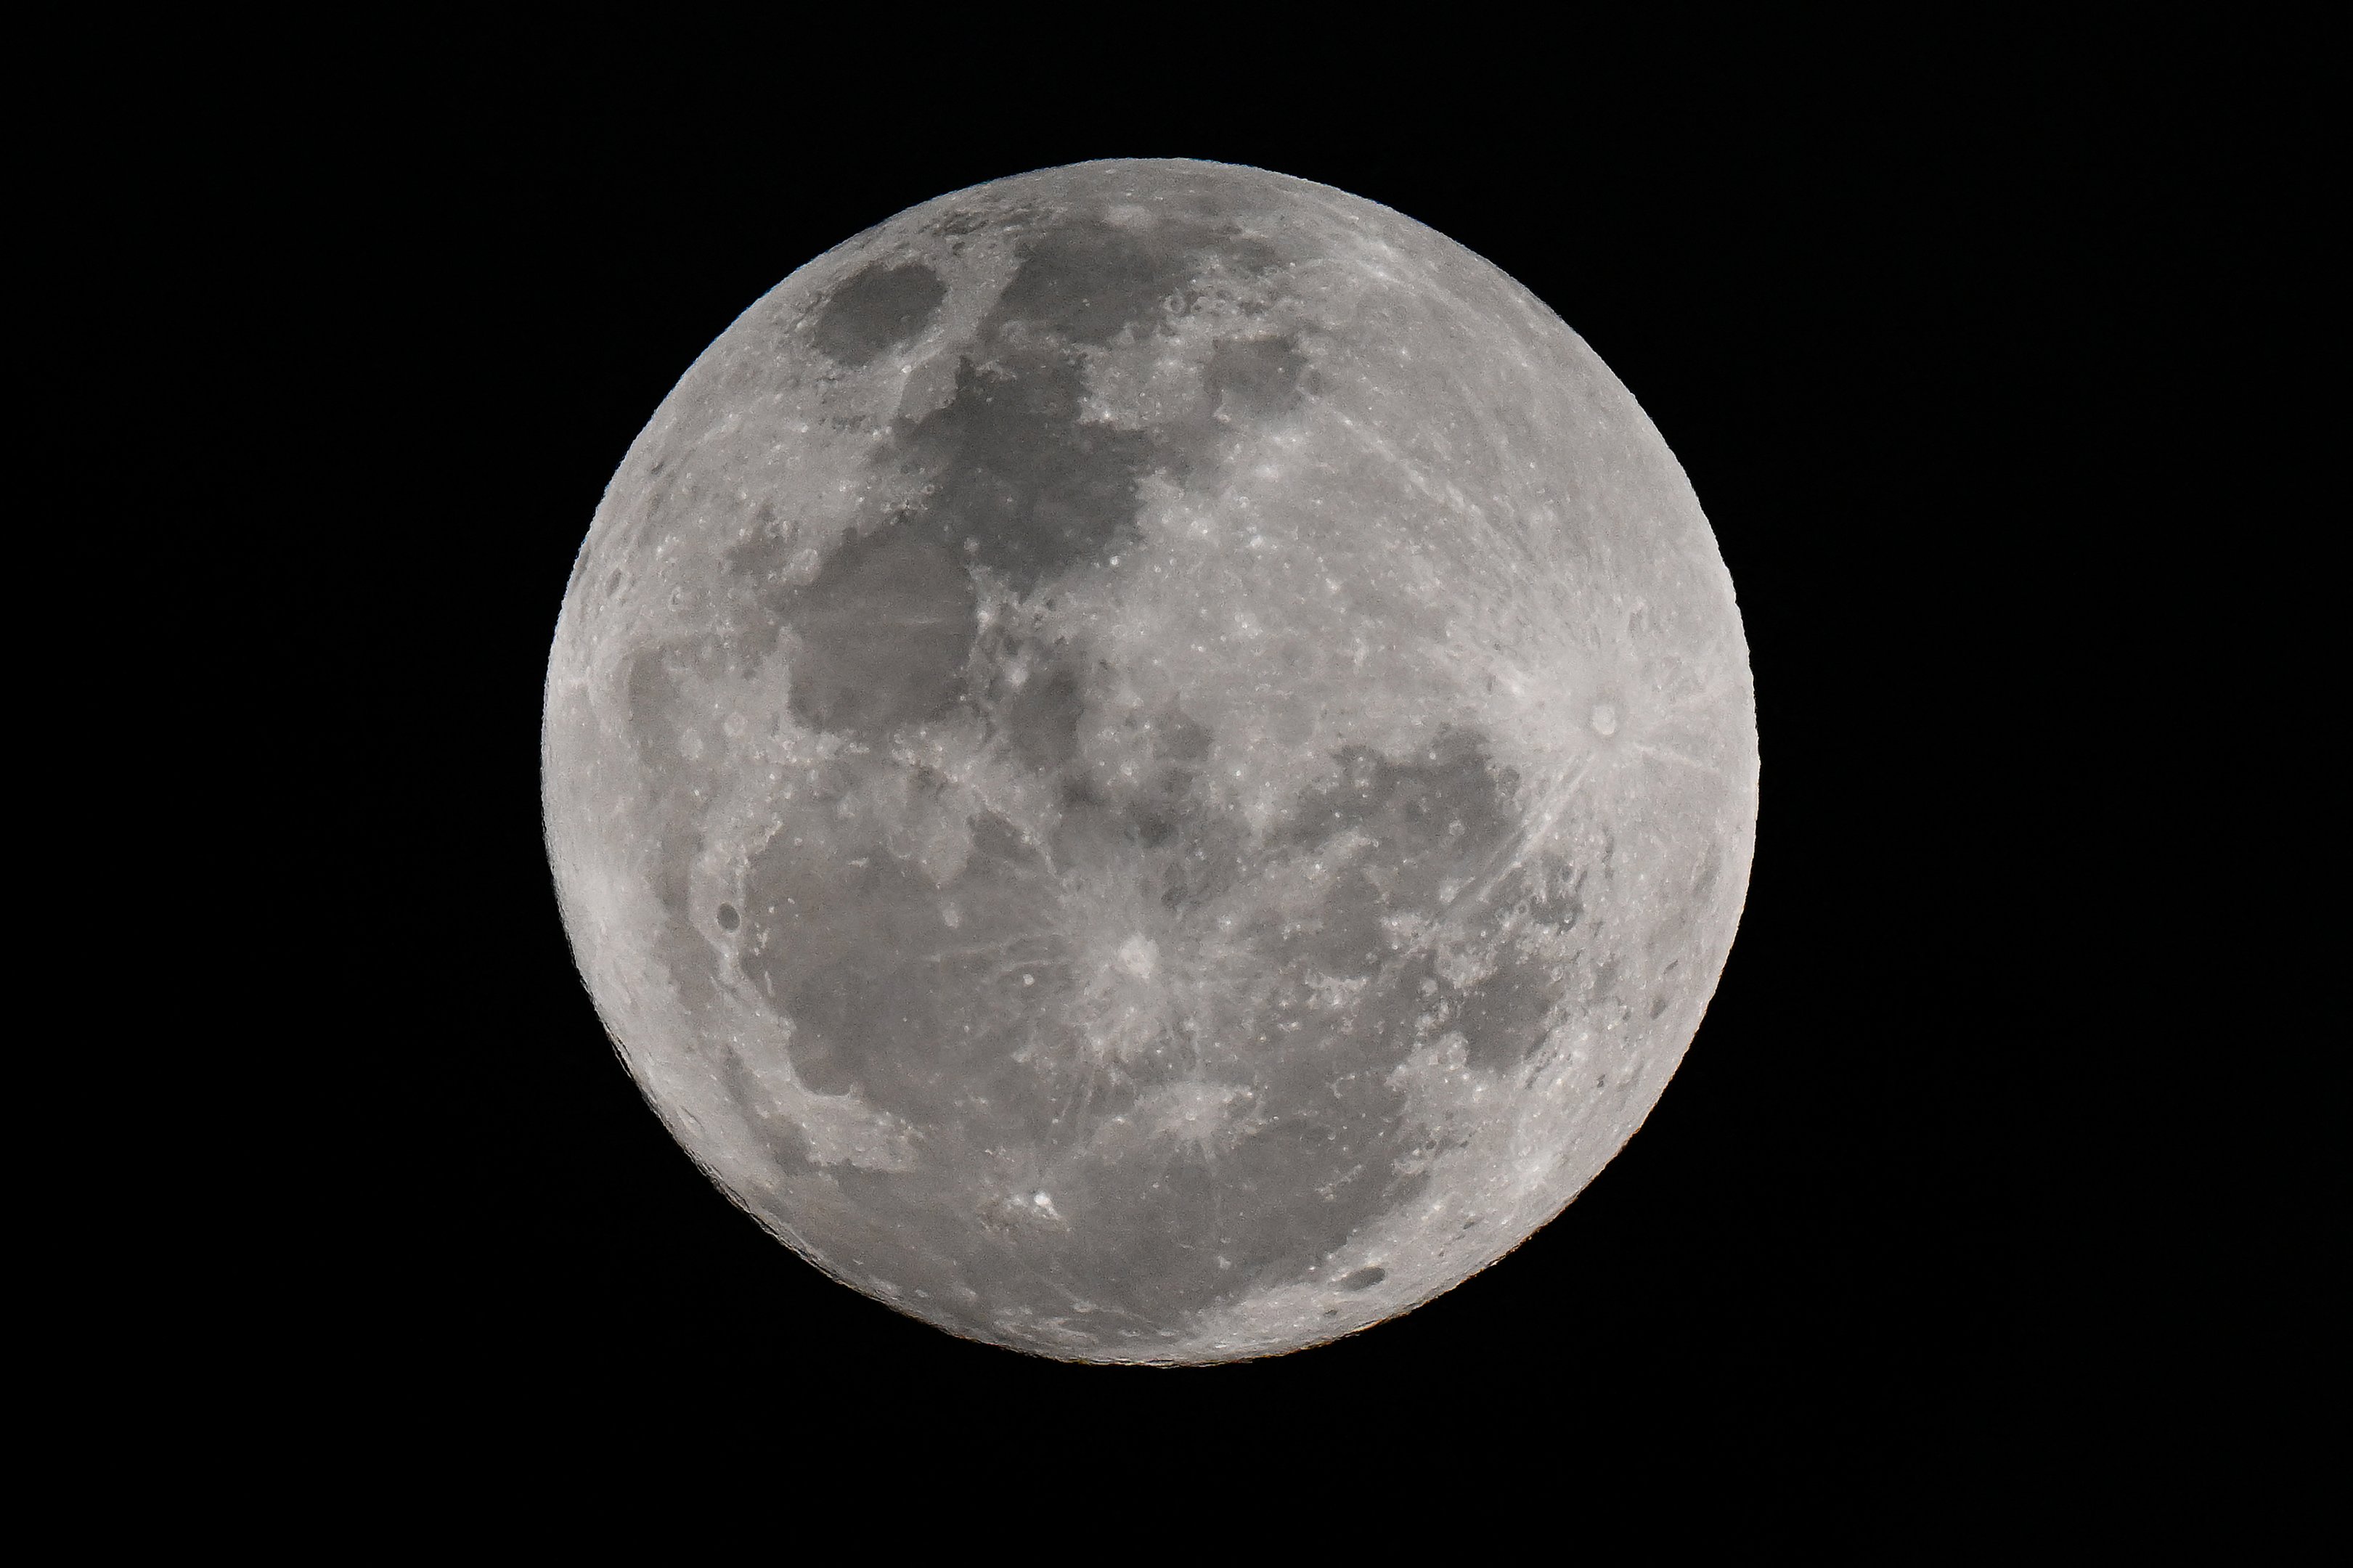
[543,160,1756,1362]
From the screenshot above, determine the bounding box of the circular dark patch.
[813,261,947,367]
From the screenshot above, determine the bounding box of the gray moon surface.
[542,159,1757,1363]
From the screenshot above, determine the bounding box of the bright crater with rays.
[543,159,1757,1362]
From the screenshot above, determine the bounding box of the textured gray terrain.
[542,159,1757,1362]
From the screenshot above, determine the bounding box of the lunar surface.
[542,159,1757,1363]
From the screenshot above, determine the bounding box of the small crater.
[1589,702,1619,738]
[1339,1266,1387,1291]
[716,903,740,932]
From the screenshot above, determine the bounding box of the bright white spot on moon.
[1590,703,1619,737]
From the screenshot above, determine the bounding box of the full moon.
[543,160,1757,1363]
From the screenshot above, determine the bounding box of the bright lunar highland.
[543,159,1758,1363]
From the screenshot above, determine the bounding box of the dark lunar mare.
[812,262,947,367]
[773,210,1308,748]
